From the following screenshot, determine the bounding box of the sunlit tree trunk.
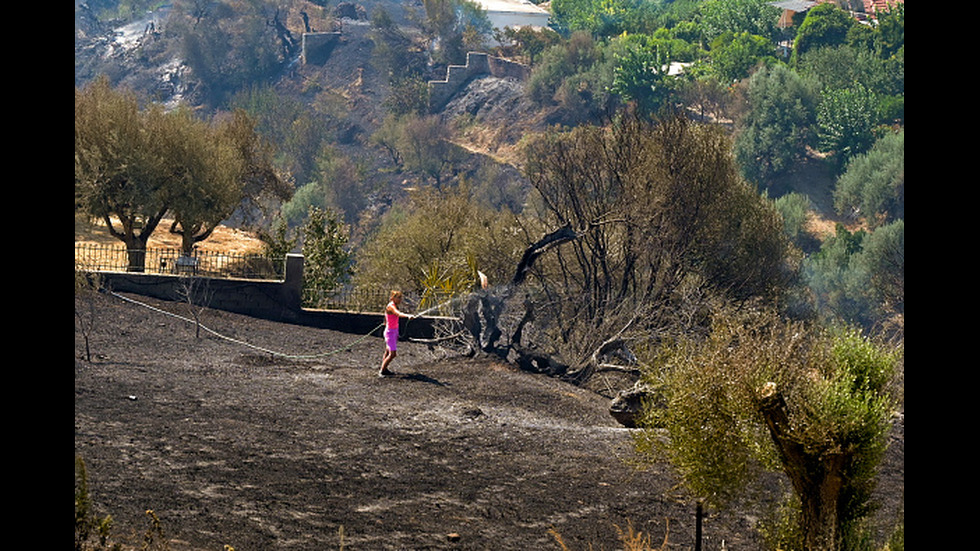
[759,385,849,551]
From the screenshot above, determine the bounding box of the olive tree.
[164,108,247,255]
[76,78,284,267]
[354,185,525,295]
[75,77,173,271]
[734,64,819,188]
[371,113,463,188]
[833,130,904,226]
[635,307,902,550]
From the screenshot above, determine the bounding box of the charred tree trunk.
[449,224,628,382]
[268,9,297,60]
[511,225,579,286]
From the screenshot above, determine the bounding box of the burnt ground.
[75,292,904,551]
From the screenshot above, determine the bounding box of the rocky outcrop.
[609,381,661,428]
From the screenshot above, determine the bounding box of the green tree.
[708,30,777,83]
[834,130,904,227]
[75,77,173,271]
[497,26,562,66]
[610,37,677,116]
[354,185,524,294]
[550,0,641,37]
[850,219,903,329]
[772,191,811,245]
[792,2,854,61]
[636,307,902,550]
[734,64,819,187]
[165,108,248,255]
[525,31,601,105]
[375,113,463,188]
[797,45,888,95]
[76,78,280,267]
[696,0,781,43]
[803,223,868,325]
[872,3,904,60]
[301,206,353,306]
[816,84,880,167]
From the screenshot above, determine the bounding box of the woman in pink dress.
[379,290,416,377]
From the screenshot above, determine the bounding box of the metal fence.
[303,286,423,313]
[74,243,286,280]
[75,244,440,313]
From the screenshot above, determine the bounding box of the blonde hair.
[389,290,403,302]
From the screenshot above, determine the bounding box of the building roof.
[864,0,904,14]
[769,0,818,11]
[475,0,550,15]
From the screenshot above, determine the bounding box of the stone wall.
[428,52,531,111]
[301,32,341,65]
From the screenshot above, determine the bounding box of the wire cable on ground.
[105,290,384,361]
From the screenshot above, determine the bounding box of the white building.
[475,0,551,33]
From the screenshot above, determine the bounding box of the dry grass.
[548,520,670,551]
[74,216,266,254]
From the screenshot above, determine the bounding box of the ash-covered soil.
[75,292,903,550]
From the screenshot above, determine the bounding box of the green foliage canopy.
[636,307,901,549]
[834,130,904,226]
[696,0,781,43]
[76,77,282,265]
[815,84,881,165]
[354,185,524,295]
[75,77,171,262]
[301,206,353,305]
[792,2,855,60]
[734,64,819,187]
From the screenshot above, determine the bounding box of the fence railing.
[303,286,424,313]
[74,243,286,280]
[76,244,440,313]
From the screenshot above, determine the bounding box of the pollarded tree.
[635,307,901,550]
